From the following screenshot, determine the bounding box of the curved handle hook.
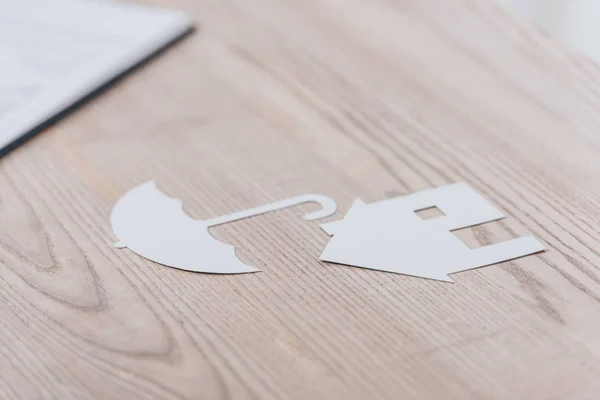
[296,194,338,221]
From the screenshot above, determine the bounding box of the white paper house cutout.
[319,183,545,282]
[112,181,337,274]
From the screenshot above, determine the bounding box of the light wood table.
[2,0,600,399]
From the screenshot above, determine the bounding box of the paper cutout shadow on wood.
[111,181,337,274]
[319,183,545,282]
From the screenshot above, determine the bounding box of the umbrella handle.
[204,194,337,227]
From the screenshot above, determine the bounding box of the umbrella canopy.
[111,181,337,274]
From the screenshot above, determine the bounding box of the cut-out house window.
[415,206,445,220]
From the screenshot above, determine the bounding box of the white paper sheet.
[111,181,337,274]
[320,183,545,282]
[0,0,192,151]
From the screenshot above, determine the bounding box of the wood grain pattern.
[3,0,600,398]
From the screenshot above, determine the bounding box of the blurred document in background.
[495,0,600,63]
[0,0,192,152]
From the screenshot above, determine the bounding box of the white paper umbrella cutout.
[111,181,337,274]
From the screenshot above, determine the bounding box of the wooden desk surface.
[3,0,600,399]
